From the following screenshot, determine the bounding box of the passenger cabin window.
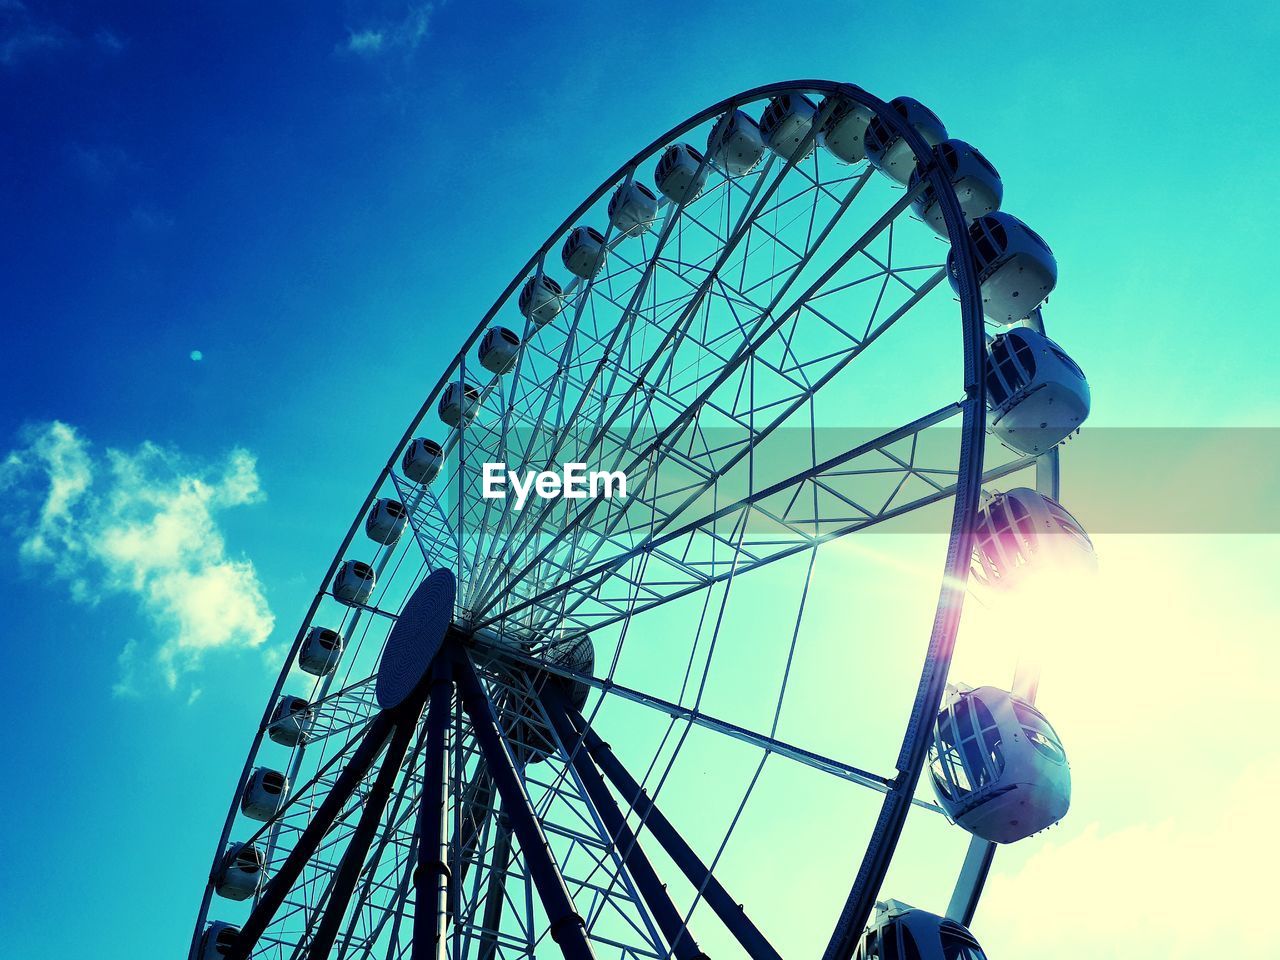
[990,500,1024,560]
[988,335,1027,401]
[1050,346,1084,379]
[939,926,987,960]
[1008,496,1036,543]
[1024,225,1052,252]
[1012,701,1066,762]
[971,221,999,268]
[934,695,1005,797]
[1011,335,1037,379]
[972,148,999,178]
[984,365,1009,407]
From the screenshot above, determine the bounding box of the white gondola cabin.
[200,921,241,960]
[298,625,343,676]
[855,901,987,960]
[561,226,608,280]
[366,497,407,545]
[759,94,818,162]
[608,181,659,237]
[654,143,709,205]
[986,327,1090,455]
[864,96,948,185]
[929,684,1071,843]
[402,437,443,486]
[706,109,765,176]
[819,94,875,163]
[267,694,312,747]
[909,139,1003,235]
[948,212,1057,324]
[518,274,565,327]
[438,381,482,427]
[479,326,522,375]
[972,487,1096,588]
[332,559,375,605]
[214,842,265,901]
[241,767,289,821]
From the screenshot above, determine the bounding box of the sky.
[2,1,1279,957]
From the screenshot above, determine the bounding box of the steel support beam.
[228,710,397,960]
[309,716,420,960]
[542,689,707,960]
[946,837,995,925]
[452,649,597,960]
[412,671,455,960]
[569,712,782,960]
[448,763,494,918]
[475,814,513,960]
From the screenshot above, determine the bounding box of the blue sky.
[2,1,1278,957]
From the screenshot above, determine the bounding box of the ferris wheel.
[188,80,1097,960]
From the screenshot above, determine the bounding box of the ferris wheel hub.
[375,568,456,711]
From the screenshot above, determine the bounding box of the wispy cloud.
[1,2,125,70]
[127,203,175,233]
[339,2,436,58]
[68,142,138,184]
[979,758,1280,957]
[1,422,275,695]
[0,0,72,69]
[93,26,123,56]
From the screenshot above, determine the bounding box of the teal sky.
[2,2,1278,957]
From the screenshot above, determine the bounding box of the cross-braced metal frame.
[188,79,1056,960]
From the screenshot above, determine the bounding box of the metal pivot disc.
[375,568,455,711]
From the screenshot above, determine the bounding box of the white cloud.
[347,28,385,54]
[0,422,275,694]
[341,2,435,57]
[978,757,1280,958]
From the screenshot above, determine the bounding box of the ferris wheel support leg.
[227,710,398,960]
[568,711,783,960]
[412,670,455,960]
[309,716,420,960]
[452,649,598,960]
[542,690,708,960]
